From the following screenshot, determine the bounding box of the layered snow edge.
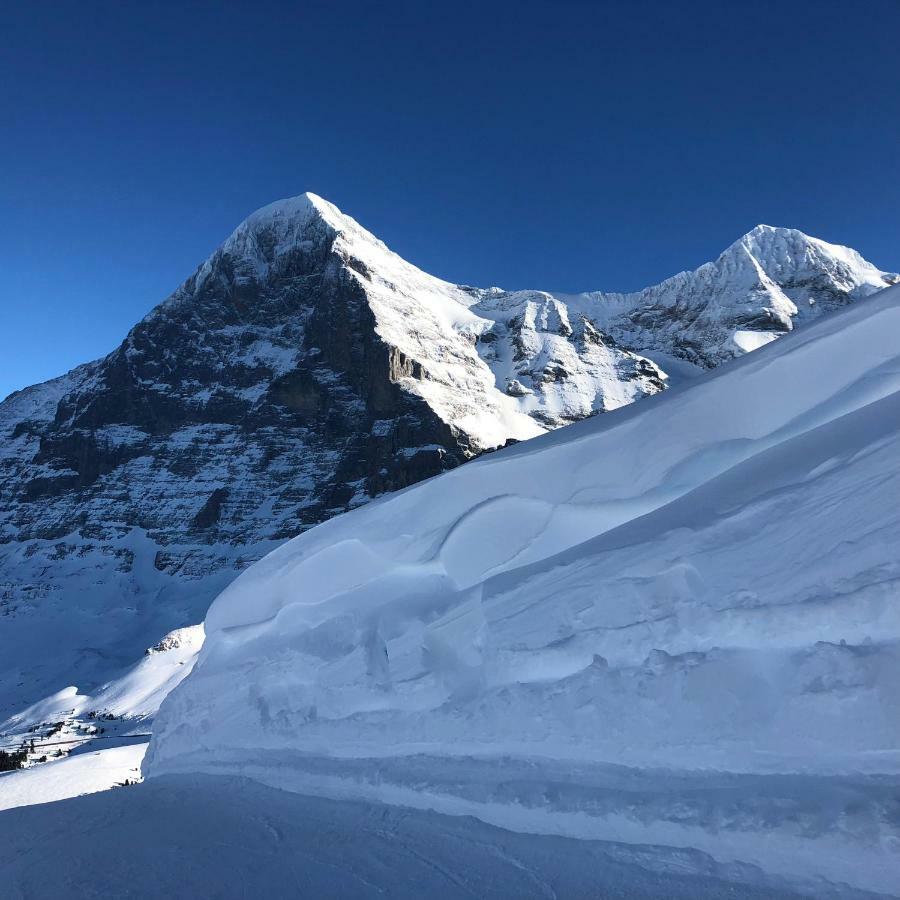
[143,286,900,892]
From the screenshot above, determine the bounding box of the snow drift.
[148,282,900,771]
[145,281,900,893]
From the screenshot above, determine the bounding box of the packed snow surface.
[1,774,836,899]
[146,284,900,894]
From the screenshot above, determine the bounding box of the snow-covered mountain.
[572,223,896,366]
[0,194,894,725]
[147,282,900,896]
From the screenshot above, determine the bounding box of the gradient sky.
[2,0,899,400]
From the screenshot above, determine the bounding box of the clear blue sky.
[2,0,898,400]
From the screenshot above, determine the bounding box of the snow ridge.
[147,283,900,895]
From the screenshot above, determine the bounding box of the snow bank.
[145,285,900,892]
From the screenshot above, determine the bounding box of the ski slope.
[145,284,900,894]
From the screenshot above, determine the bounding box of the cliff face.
[0,196,469,704]
[4,199,460,547]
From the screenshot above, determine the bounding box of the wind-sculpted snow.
[148,285,900,895]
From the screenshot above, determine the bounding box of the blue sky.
[2,0,898,400]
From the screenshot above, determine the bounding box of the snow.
[0,624,201,796]
[146,284,900,895]
[0,743,146,811]
[634,349,705,386]
[733,329,780,352]
[0,773,853,899]
[2,194,899,895]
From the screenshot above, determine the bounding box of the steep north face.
[0,193,895,710]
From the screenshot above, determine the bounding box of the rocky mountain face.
[0,194,895,710]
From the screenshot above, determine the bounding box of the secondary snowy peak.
[716,223,896,328]
[735,222,890,285]
[575,223,897,367]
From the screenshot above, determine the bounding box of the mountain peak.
[241,191,341,229]
[718,222,895,290]
[730,222,810,252]
[217,192,395,276]
[226,191,345,246]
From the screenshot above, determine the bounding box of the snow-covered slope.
[147,283,900,895]
[0,743,146,811]
[1,193,894,760]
